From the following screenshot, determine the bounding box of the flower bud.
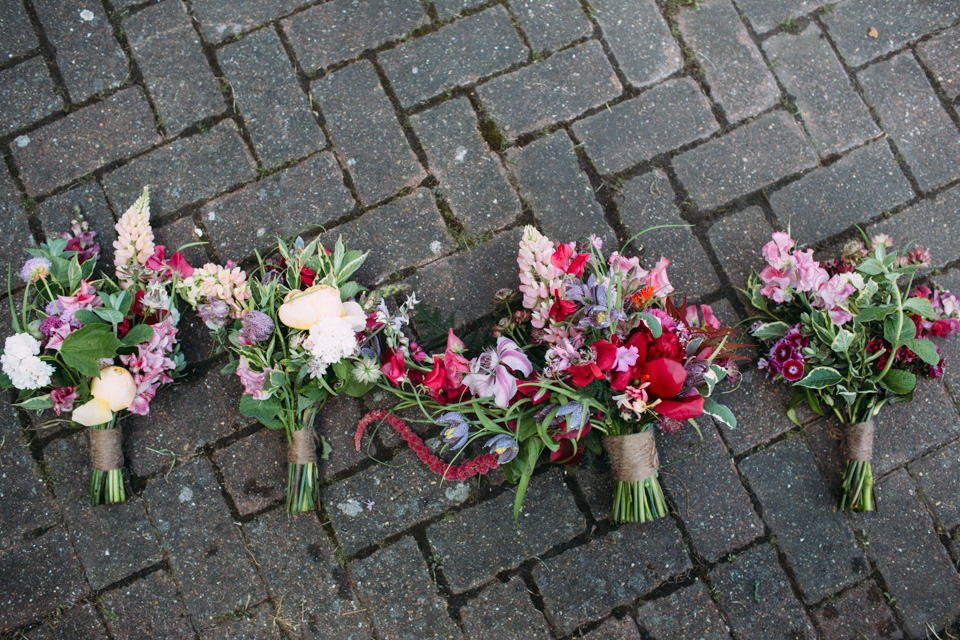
[90,366,137,411]
[72,398,113,426]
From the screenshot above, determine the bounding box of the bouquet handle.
[286,427,319,513]
[604,431,667,523]
[839,420,875,512]
[89,427,126,505]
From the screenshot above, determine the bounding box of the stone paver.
[917,25,960,100]
[190,0,305,43]
[213,428,285,515]
[721,367,813,455]
[764,24,881,157]
[708,206,773,289]
[459,576,552,639]
[125,0,224,136]
[35,181,118,277]
[413,97,521,235]
[98,570,196,640]
[0,167,34,293]
[351,537,462,639]
[859,53,960,192]
[572,77,719,174]
[0,57,62,136]
[429,470,585,592]
[477,40,622,140]
[12,88,160,195]
[734,0,825,35]
[582,616,642,639]
[25,603,106,640]
[812,581,903,640]
[511,0,593,54]
[853,469,960,638]
[0,1,37,59]
[431,0,486,21]
[153,215,209,269]
[673,111,818,211]
[283,0,428,73]
[710,544,817,640]
[676,0,779,124]
[380,7,527,108]
[220,29,325,168]
[591,0,679,88]
[912,441,960,531]
[313,59,425,205]
[201,152,354,263]
[823,0,960,67]
[200,604,281,639]
[534,521,691,636]
[635,581,731,639]
[509,130,616,248]
[868,185,960,271]
[315,395,369,478]
[769,140,914,245]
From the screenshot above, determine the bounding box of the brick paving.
[0,1,959,638]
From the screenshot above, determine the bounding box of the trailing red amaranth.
[355,410,499,482]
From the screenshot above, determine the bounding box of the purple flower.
[236,356,269,400]
[438,412,469,450]
[20,258,51,283]
[238,310,274,345]
[555,402,586,433]
[463,337,533,409]
[50,386,77,416]
[39,315,65,338]
[485,434,519,464]
[63,230,100,263]
[198,298,231,328]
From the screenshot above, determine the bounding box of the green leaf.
[16,395,54,410]
[902,297,936,319]
[67,258,82,292]
[830,329,855,353]
[878,369,916,395]
[59,325,121,378]
[340,378,375,398]
[856,257,884,275]
[119,324,155,347]
[853,305,893,324]
[903,338,940,365]
[637,312,662,338]
[93,308,125,325]
[750,321,790,341]
[702,397,736,429]
[221,360,238,375]
[795,366,843,389]
[72,309,102,326]
[883,314,913,345]
[239,394,284,428]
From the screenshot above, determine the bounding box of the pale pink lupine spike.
[113,186,155,269]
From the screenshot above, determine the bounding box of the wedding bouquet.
[177,236,378,513]
[1,187,188,504]
[746,231,959,511]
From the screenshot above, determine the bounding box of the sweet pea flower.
[236,356,270,400]
[614,345,639,372]
[444,329,470,387]
[641,257,673,298]
[50,386,77,416]
[793,249,829,293]
[55,280,102,322]
[761,232,795,269]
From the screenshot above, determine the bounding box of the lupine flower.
[238,311,274,345]
[236,356,269,400]
[114,187,155,285]
[438,412,469,450]
[179,263,251,317]
[485,434,519,464]
[463,337,533,408]
[20,258,51,283]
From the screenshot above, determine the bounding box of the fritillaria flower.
[485,434,519,464]
[198,299,231,328]
[438,412,469,450]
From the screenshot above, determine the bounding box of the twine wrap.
[89,428,123,472]
[288,428,318,465]
[603,431,660,483]
[843,421,874,462]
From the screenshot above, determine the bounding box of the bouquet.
[177,236,379,513]
[746,232,959,511]
[1,187,188,504]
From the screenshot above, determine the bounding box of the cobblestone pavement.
[1,0,960,638]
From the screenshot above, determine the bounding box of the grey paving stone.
[868,185,960,271]
[283,0,427,73]
[852,469,960,638]
[460,576,552,639]
[320,188,453,285]
[244,509,371,640]
[313,60,425,205]
[213,429,285,515]
[477,40,622,140]
[35,181,117,278]
[102,120,257,216]
[12,88,161,195]
[125,0,224,136]
[144,457,265,626]
[412,98,521,235]
[380,6,527,108]
[0,399,57,550]
[912,440,960,531]
[582,616,642,639]
[740,438,868,603]
[708,206,773,289]
[570,463,616,522]
[43,433,161,590]
[98,571,195,640]
[932,269,960,394]
[0,166,34,292]
[534,521,691,636]
[432,0,486,20]
[764,24,881,157]
[201,152,354,263]
[733,0,825,35]
[710,544,817,640]
[812,581,903,640]
[220,29,325,168]
[722,367,813,455]
[676,0,779,123]
[190,0,305,43]
[152,215,208,269]
[511,0,593,54]
[822,0,960,68]
[591,0,680,88]
[0,527,88,631]
[410,227,523,328]
[573,78,719,174]
[323,450,473,554]
[351,537,462,639]
[768,140,913,245]
[124,373,249,477]
[658,419,764,563]
[25,603,107,640]
[635,581,731,639]
[429,469,585,592]
[673,111,818,210]
[200,604,281,639]
[618,169,722,300]
[315,394,370,478]
[508,130,616,248]
[32,0,127,102]
[917,25,960,100]
[0,1,38,60]
[859,53,960,192]
[0,57,62,136]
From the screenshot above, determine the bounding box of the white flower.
[304,317,358,365]
[305,358,328,379]
[2,334,54,390]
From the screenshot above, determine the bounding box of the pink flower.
[236,356,269,400]
[641,257,673,298]
[762,232,795,269]
[443,329,470,387]
[685,304,720,329]
[792,249,829,293]
[55,280,102,322]
[45,322,76,351]
[759,266,793,303]
[608,251,640,274]
[463,337,533,408]
[816,273,863,325]
[50,386,77,416]
[613,345,639,372]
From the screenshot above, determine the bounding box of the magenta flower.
[236,356,269,400]
[782,359,805,381]
[50,386,77,416]
[463,337,533,408]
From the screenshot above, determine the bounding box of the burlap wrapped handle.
[843,420,874,462]
[603,431,660,483]
[288,428,318,465]
[89,428,123,471]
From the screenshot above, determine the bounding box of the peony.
[90,366,137,411]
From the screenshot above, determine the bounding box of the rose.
[277,284,366,331]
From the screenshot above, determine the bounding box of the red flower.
[549,289,577,321]
[423,355,446,391]
[593,339,617,370]
[381,350,407,386]
[168,251,193,277]
[567,362,603,387]
[550,439,585,465]
[300,266,317,288]
[516,374,549,404]
[551,244,590,276]
[645,358,686,399]
[655,395,704,421]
